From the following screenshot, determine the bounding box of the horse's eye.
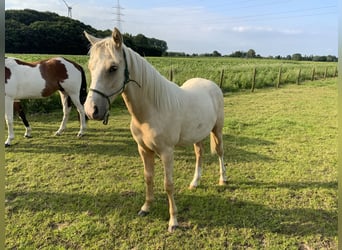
[109,65,118,73]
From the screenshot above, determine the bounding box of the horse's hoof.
[219,180,228,186]
[5,143,11,148]
[188,184,197,190]
[55,132,61,136]
[168,225,178,233]
[24,135,32,139]
[77,133,84,138]
[138,210,149,217]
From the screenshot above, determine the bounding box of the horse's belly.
[177,124,213,146]
[175,113,216,146]
[12,80,47,99]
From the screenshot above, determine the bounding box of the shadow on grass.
[5,127,136,157]
[6,180,337,238]
[7,127,274,165]
[175,133,275,165]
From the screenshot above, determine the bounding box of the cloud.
[232,26,273,33]
[232,25,302,36]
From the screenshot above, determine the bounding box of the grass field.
[7,54,337,90]
[5,54,337,114]
[5,75,337,249]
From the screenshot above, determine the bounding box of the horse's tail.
[210,132,217,154]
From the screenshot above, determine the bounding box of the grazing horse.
[5,57,87,147]
[84,28,227,232]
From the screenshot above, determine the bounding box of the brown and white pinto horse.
[5,57,87,147]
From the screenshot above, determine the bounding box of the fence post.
[251,67,256,92]
[297,68,301,85]
[324,67,328,79]
[334,66,338,77]
[219,69,224,89]
[169,66,173,81]
[311,67,315,81]
[276,67,282,88]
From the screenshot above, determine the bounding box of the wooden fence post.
[297,68,301,85]
[219,69,224,89]
[251,67,256,92]
[169,67,173,81]
[276,67,282,88]
[311,67,315,81]
[324,67,328,79]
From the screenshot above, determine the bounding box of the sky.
[5,0,338,56]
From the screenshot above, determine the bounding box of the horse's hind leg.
[5,97,14,147]
[189,141,204,189]
[211,125,227,185]
[14,101,32,138]
[56,91,71,136]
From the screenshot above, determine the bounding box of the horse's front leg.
[76,105,86,137]
[5,97,14,147]
[160,147,178,232]
[56,92,71,136]
[137,145,155,216]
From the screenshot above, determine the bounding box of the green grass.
[5,78,337,249]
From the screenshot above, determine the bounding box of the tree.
[229,51,245,58]
[292,53,302,61]
[246,49,256,58]
[212,50,222,57]
[5,9,168,56]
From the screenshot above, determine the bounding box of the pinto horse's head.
[84,28,127,123]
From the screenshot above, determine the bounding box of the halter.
[89,48,140,125]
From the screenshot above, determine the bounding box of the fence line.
[168,65,338,92]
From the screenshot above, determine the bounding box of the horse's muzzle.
[84,98,106,121]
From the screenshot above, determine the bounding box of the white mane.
[124,45,184,111]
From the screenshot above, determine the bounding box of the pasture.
[4,55,337,249]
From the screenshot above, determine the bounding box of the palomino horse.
[84,28,227,232]
[5,57,87,147]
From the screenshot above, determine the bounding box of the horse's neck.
[122,47,183,121]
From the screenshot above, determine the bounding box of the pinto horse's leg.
[56,91,71,136]
[137,145,155,216]
[160,148,178,232]
[14,101,32,138]
[189,141,204,189]
[5,97,14,147]
[68,94,86,137]
[211,125,227,185]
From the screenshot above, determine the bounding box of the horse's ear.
[112,27,123,49]
[84,31,101,45]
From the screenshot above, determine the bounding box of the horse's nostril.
[93,105,99,116]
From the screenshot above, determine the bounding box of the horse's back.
[181,78,222,98]
[181,77,224,111]
[5,57,84,99]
